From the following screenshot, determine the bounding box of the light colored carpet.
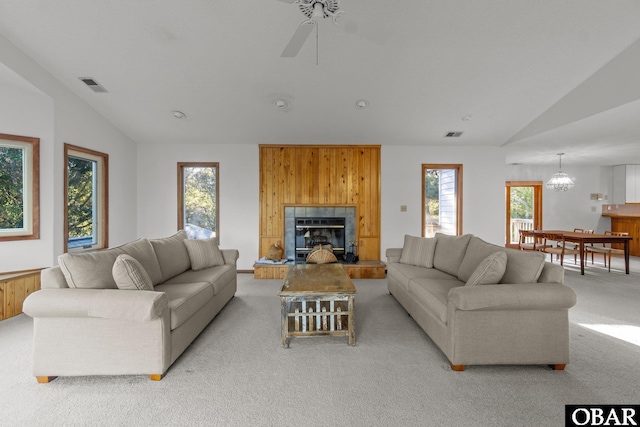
[1,258,639,427]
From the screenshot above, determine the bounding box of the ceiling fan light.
[312,2,324,18]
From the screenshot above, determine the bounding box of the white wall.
[0,77,54,272]
[137,144,506,270]
[381,146,506,251]
[505,164,613,233]
[136,144,259,271]
[0,34,138,271]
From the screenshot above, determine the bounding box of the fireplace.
[284,206,356,263]
[294,217,345,262]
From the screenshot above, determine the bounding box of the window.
[64,144,108,252]
[422,164,463,237]
[0,133,39,241]
[178,163,219,241]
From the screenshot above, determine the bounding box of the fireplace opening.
[295,217,345,263]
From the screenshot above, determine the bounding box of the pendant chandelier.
[546,153,575,192]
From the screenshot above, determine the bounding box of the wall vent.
[445,131,464,137]
[79,77,108,93]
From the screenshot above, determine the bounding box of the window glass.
[65,144,108,251]
[0,133,39,241]
[422,164,462,237]
[178,163,219,241]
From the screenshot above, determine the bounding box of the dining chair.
[541,232,580,266]
[585,231,629,272]
[518,229,549,251]
[559,228,594,263]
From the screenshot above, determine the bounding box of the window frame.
[64,143,109,253]
[177,162,220,242]
[0,133,40,241]
[422,164,463,237]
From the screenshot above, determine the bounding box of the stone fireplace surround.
[284,206,357,262]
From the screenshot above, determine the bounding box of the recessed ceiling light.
[274,99,289,109]
[355,99,369,109]
[171,111,186,119]
[461,114,473,121]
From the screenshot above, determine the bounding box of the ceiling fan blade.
[281,21,316,57]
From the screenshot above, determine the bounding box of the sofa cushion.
[432,233,472,277]
[183,237,225,271]
[387,262,458,293]
[154,282,214,330]
[408,278,463,324]
[164,264,235,295]
[399,235,437,268]
[117,238,163,285]
[465,251,507,286]
[458,236,546,284]
[58,248,121,289]
[112,254,154,291]
[150,230,191,282]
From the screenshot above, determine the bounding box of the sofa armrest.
[448,283,577,311]
[221,249,239,265]
[23,289,169,322]
[386,248,402,264]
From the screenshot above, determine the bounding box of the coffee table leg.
[281,297,289,348]
[348,295,356,346]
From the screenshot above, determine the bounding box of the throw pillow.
[183,237,225,271]
[465,251,508,286]
[112,254,154,291]
[398,235,437,268]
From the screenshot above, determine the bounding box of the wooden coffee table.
[279,264,357,347]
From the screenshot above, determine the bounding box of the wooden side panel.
[0,269,41,320]
[0,282,4,320]
[259,145,381,260]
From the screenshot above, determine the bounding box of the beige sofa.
[23,230,238,382]
[386,233,577,371]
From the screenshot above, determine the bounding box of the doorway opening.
[506,181,543,248]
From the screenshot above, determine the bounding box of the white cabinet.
[626,165,640,203]
[613,165,640,203]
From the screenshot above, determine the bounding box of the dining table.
[528,230,632,275]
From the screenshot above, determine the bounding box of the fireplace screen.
[294,217,345,262]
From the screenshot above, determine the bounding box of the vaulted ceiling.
[1,1,639,166]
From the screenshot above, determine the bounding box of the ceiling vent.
[445,131,464,137]
[79,77,108,93]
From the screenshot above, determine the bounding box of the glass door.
[506,181,543,248]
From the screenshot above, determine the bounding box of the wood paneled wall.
[0,269,41,321]
[259,145,381,261]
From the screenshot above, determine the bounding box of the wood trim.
[177,162,220,242]
[0,133,40,242]
[63,144,109,252]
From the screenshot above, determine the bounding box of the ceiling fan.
[278,0,345,58]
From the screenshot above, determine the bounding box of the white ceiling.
[1,0,639,166]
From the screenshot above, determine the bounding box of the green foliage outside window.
[425,169,439,220]
[510,187,534,220]
[184,166,217,233]
[67,156,94,238]
[0,146,24,229]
